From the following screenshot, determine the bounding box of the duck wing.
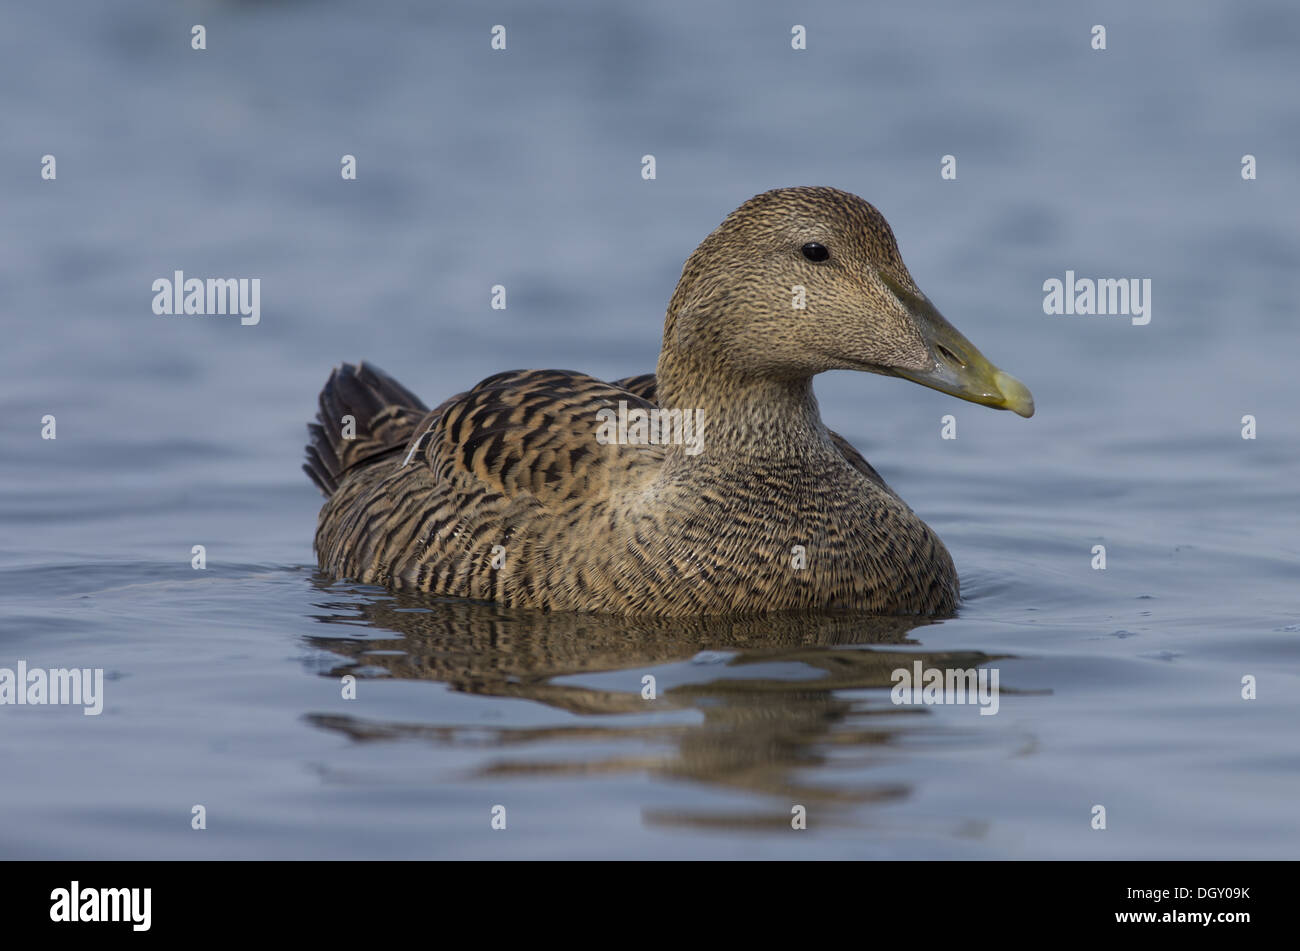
[312,366,666,595]
[412,368,665,503]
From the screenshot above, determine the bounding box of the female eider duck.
[304,187,1033,616]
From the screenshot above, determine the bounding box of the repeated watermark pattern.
[1043,271,1151,325]
[0,662,104,716]
[595,400,705,455]
[152,271,261,325]
[890,661,1000,716]
[10,14,1288,881]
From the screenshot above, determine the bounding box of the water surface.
[2,0,1297,859]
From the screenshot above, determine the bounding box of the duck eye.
[801,242,829,263]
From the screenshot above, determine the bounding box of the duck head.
[663,186,1034,418]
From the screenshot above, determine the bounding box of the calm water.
[2,0,1298,859]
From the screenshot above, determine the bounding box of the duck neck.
[655,346,832,467]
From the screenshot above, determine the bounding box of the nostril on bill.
[936,344,964,368]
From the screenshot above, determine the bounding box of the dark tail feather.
[304,362,429,496]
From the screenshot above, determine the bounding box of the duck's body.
[308,366,956,614]
[306,187,1033,616]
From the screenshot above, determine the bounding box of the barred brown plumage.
[304,187,1034,615]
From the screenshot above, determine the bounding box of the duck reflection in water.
[304,579,1018,832]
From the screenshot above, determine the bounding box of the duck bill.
[882,275,1035,418]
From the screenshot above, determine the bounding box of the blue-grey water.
[2,0,1297,859]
